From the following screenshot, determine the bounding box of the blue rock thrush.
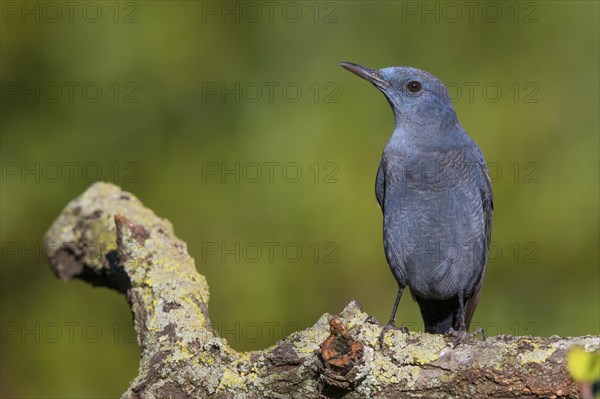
[339,62,493,340]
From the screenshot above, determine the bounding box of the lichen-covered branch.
[44,183,598,399]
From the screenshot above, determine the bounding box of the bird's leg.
[450,291,487,346]
[451,292,469,346]
[379,286,408,346]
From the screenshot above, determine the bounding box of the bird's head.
[339,62,458,132]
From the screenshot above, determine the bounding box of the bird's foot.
[365,315,380,326]
[448,327,486,347]
[450,328,469,347]
[471,327,487,340]
[378,320,409,346]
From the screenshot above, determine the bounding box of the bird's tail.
[414,296,459,334]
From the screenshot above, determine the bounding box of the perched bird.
[339,62,493,338]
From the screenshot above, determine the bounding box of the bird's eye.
[406,81,422,93]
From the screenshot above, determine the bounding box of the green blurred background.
[1,1,598,397]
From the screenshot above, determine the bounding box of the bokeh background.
[1,1,598,397]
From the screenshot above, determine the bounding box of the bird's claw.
[448,326,486,347]
[451,328,469,347]
[365,315,381,326]
[471,327,487,340]
[378,320,409,346]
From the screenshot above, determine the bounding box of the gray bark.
[44,182,598,398]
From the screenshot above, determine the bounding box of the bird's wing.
[464,149,494,328]
[375,160,385,210]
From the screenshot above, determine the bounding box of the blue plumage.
[340,63,493,335]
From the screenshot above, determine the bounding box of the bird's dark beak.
[339,62,390,90]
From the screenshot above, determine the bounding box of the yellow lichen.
[217,368,247,392]
[371,357,420,387]
[517,341,556,364]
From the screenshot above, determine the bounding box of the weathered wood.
[44,182,598,399]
